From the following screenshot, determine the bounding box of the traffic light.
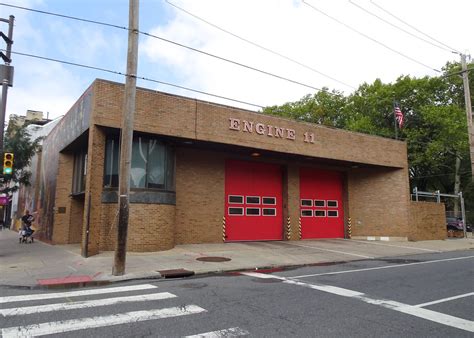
[3,152,13,175]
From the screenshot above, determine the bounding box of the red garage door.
[225,160,283,241]
[300,168,344,239]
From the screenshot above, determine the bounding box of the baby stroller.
[19,224,34,244]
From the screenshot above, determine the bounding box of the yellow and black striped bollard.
[286,217,291,240]
[347,217,352,239]
[222,216,226,242]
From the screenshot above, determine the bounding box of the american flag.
[394,105,404,129]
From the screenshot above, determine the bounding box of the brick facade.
[408,201,446,241]
[32,79,443,255]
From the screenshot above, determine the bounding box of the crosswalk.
[0,283,249,337]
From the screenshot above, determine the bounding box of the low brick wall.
[408,201,446,241]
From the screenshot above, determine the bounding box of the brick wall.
[347,167,410,237]
[408,201,446,241]
[175,148,225,244]
[52,152,74,244]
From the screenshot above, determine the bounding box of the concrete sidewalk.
[1,228,473,288]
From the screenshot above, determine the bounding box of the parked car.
[446,217,472,232]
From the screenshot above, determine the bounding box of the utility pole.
[0,15,14,153]
[460,54,474,180]
[113,0,139,276]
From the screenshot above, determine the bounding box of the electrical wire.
[0,2,328,94]
[301,0,441,73]
[369,0,462,55]
[4,49,266,109]
[348,0,453,53]
[165,0,356,90]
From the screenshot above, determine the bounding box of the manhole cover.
[196,256,231,262]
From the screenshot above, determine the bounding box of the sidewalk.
[1,228,473,288]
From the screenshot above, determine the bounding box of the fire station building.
[30,79,445,256]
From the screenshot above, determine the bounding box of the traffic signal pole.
[113,0,139,276]
[460,54,474,180]
[0,15,14,153]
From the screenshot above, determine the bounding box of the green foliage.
[2,123,42,193]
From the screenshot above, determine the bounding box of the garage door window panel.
[246,208,261,216]
[263,208,276,216]
[228,207,244,216]
[246,196,260,204]
[228,195,244,204]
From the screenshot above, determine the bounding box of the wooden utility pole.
[460,54,474,180]
[113,0,139,276]
[0,15,14,153]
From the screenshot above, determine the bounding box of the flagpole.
[393,101,398,140]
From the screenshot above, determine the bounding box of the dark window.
[228,195,244,204]
[263,208,276,216]
[315,210,326,217]
[262,197,276,205]
[228,207,244,215]
[246,208,260,216]
[246,196,260,204]
[72,150,87,194]
[301,209,312,217]
[328,210,338,217]
[301,199,312,207]
[104,136,175,191]
[327,200,338,207]
[314,200,325,207]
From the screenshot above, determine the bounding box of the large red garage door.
[300,168,344,239]
[225,160,283,241]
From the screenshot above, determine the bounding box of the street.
[0,250,473,337]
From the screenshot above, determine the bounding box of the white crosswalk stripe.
[0,283,249,337]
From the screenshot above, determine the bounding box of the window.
[262,197,276,205]
[246,196,260,204]
[327,200,338,208]
[104,135,175,191]
[301,209,313,217]
[314,200,325,207]
[72,150,87,194]
[228,195,244,204]
[228,207,244,215]
[246,208,261,216]
[301,199,312,207]
[328,210,339,217]
[263,208,276,216]
[315,210,326,217]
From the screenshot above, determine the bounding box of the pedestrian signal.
[3,152,13,175]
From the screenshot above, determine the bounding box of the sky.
[0,0,472,120]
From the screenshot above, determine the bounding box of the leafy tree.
[2,123,42,194]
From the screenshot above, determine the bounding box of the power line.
[348,0,453,53]
[0,2,329,94]
[5,49,266,109]
[165,0,356,90]
[369,0,462,55]
[301,0,441,73]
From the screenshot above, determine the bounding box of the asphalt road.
[0,250,473,337]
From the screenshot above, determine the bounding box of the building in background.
[8,110,51,129]
[25,79,446,256]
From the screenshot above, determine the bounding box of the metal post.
[436,190,441,203]
[413,187,418,201]
[0,15,14,153]
[113,0,139,276]
[459,192,467,238]
[461,54,474,180]
[393,101,398,140]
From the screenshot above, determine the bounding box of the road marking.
[413,292,474,308]
[0,292,177,317]
[290,255,474,279]
[1,305,207,337]
[279,241,374,259]
[245,272,474,332]
[345,239,441,252]
[0,284,158,304]
[185,327,250,337]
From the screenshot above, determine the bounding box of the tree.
[2,123,42,194]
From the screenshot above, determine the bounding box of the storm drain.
[196,256,231,262]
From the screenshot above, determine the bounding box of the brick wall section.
[287,164,301,240]
[347,167,410,237]
[175,148,225,244]
[68,198,84,243]
[408,202,446,241]
[99,203,175,252]
[52,152,74,244]
[90,79,407,169]
[81,125,106,256]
